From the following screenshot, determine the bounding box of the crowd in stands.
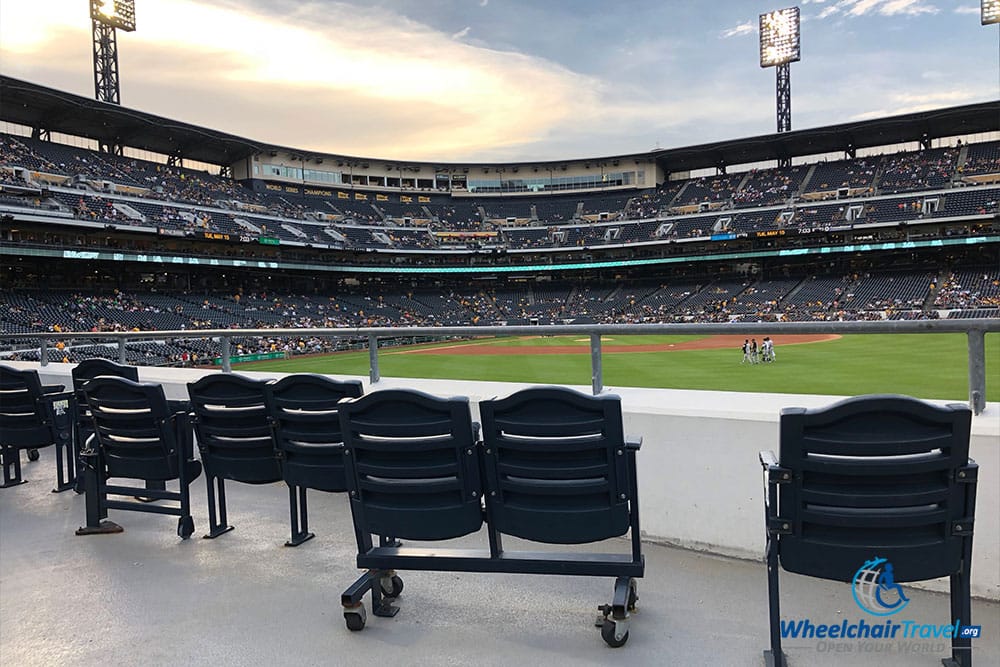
[878,148,959,194]
[2,134,1000,256]
[934,270,1000,309]
[959,141,1000,178]
[2,265,995,366]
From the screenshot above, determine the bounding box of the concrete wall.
[19,361,1000,600]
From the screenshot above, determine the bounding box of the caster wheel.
[627,579,638,612]
[380,574,404,598]
[601,618,629,648]
[27,449,40,462]
[344,604,367,631]
[177,515,195,539]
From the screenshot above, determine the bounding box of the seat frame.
[188,374,280,539]
[263,374,364,546]
[0,364,77,492]
[75,377,200,539]
[71,359,140,495]
[339,387,644,648]
[760,395,978,667]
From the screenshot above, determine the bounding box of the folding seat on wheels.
[338,389,483,631]
[0,364,76,491]
[263,374,363,546]
[760,394,978,667]
[478,386,644,648]
[187,374,279,539]
[338,386,644,649]
[75,376,201,538]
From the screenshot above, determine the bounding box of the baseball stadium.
[1,1,998,665]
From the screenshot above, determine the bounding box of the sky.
[0,0,997,163]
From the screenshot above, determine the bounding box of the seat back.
[0,364,52,446]
[339,389,482,541]
[776,394,974,583]
[72,359,139,432]
[83,376,182,480]
[264,374,363,492]
[187,374,280,483]
[479,387,632,544]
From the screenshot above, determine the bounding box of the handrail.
[5,318,998,414]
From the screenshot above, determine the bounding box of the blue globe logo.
[852,557,910,616]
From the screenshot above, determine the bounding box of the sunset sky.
[0,0,997,162]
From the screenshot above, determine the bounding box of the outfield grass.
[237,333,1000,401]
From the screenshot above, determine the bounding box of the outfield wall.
[18,361,1000,600]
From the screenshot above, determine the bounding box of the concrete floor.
[2,448,997,667]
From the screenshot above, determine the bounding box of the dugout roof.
[1,74,998,173]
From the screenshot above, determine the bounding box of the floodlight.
[984,0,1000,25]
[90,0,136,32]
[759,7,801,68]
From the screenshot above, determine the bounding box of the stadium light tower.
[983,0,1000,25]
[759,6,801,143]
[90,0,136,106]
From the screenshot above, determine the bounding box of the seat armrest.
[39,390,76,407]
[625,435,642,451]
[759,450,779,469]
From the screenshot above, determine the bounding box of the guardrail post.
[220,336,232,373]
[590,333,603,395]
[40,338,49,367]
[118,336,127,365]
[967,329,986,416]
[369,335,380,384]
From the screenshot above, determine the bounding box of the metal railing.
[8,319,998,414]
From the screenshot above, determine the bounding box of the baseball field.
[237,332,1000,401]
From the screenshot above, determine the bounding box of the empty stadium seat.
[75,376,201,539]
[759,395,977,667]
[263,374,364,546]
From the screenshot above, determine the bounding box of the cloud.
[815,0,939,19]
[720,21,755,39]
[479,0,488,6]
[953,5,980,14]
[452,26,471,39]
[0,0,610,161]
[848,88,986,121]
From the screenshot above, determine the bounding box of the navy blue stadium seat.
[75,377,201,539]
[338,386,643,648]
[479,386,636,545]
[0,364,76,491]
[187,374,280,539]
[480,387,643,646]
[71,359,139,493]
[759,395,977,667]
[263,374,363,546]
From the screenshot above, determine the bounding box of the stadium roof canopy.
[0,75,262,165]
[1,74,998,173]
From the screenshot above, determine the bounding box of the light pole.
[759,6,801,167]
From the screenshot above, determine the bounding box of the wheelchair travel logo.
[852,557,910,616]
